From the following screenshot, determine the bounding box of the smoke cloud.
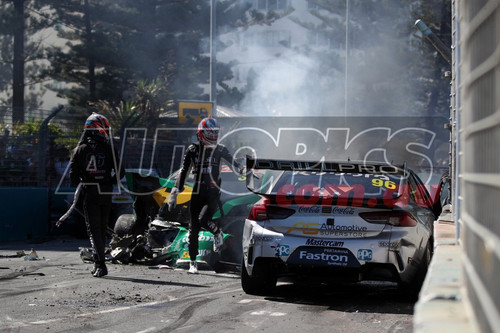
[218,2,430,118]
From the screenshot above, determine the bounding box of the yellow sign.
[178,101,213,125]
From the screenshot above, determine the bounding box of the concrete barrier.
[0,188,49,242]
[413,205,479,332]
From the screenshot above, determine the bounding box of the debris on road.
[148,264,174,270]
[23,249,41,261]
[0,250,26,258]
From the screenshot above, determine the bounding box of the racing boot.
[92,261,108,278]
[213,230,224,253]
[90,254,99,274]
[188,260,198,274]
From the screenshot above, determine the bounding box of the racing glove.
[167,187,179,211]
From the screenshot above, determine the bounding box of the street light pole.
[210,0,217,116]
[344,0,349,118]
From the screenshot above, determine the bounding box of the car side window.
[410,173,432,208]
[408,176,418,204]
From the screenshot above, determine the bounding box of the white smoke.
[239,51,343,116]
[217,2,430,117]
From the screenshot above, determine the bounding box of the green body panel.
[213,193,260,220]
[168,226,231,264]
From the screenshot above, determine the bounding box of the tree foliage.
[41,0,268,113]
[0,0,52,115]
[0,0,451,125]
[13,119,63,136]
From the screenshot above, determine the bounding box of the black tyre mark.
[0,268,45,281]
[166,298,215,331]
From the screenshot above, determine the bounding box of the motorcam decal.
[305,239,344,247]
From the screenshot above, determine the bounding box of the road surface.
[0,237,414,332]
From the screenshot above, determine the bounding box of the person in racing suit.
[158,117,243,274]
[69,113,124,277]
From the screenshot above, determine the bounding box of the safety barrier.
[0,188,49,242]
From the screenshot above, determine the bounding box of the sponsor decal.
[254,235,275,242]
[287,222,367,237]
[297,206,355,215]
[320,224,367,232]
[180,249,212,260]
[305,239,344,247]
[378,241,399,249]
[331,207,355,215]
[357,249,373,261]
[182,234,214,243]
[298,206,321,214]
[286,222,319,235]
[250,158,402,175]
[287,247,360,267]
[276,245,291,257]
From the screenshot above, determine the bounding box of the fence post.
[37,105,64,187]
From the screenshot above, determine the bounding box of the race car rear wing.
[245,156,406,196]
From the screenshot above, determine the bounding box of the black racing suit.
[69,136,123,264]
[168,142,241,261]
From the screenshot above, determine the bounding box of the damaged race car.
[241,157,444,295]
[107,164,259,271]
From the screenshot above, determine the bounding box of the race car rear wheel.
[241,258,277,295]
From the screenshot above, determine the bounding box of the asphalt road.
[0,237,414,333]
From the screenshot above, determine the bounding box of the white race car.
[241,158,443,295]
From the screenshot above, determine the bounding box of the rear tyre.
[415,241,432,286]
[241,258,277,295]
[399,242,432,299]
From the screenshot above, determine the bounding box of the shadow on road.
[265,280,415,315]
[0,237,89,252]
[104,275,210,288]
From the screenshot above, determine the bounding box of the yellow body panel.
[152,186,193,207]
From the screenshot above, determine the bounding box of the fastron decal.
[287,247,360,267]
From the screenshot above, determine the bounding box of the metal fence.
[0,133,186,188]
[0,106,192,188]
[457,0,500,332]
[0,133,75,188]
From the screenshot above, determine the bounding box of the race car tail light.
[359,211,418,227]
[248,198,295,221]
